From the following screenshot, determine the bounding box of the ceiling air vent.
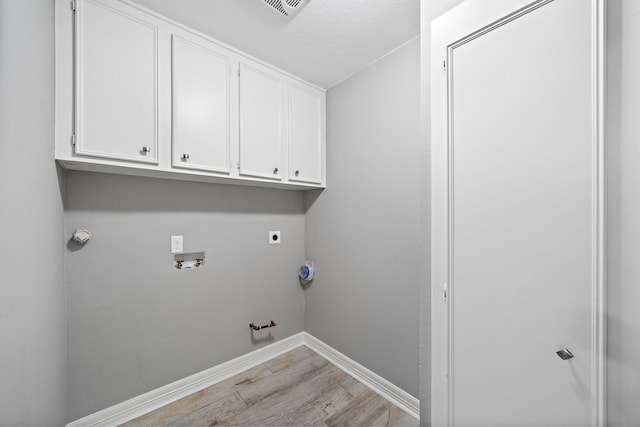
[259,0,308,17]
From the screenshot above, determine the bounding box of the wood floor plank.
[338,373,370,397]
[237,353,329,407]
[121,364,271,426]
[266,384,352,426]
[324,387,391,427]
[263,345,316,373]
[387,405,420,426]
[370,405,420,427]
[227,363,350,426]
[170,392,248,426]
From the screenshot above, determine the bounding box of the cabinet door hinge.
[237,65,240,77]
[237,161,240,170]
[71,0,76,12]
[443,59,447,72]
[443,283,448,302]
[71,134,76,146]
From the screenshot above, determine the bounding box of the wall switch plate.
[269,231,281,245]
[171,235,184,253]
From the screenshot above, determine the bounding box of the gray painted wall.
[65,172,306,420]
[304,38,422,400]
[607,1,640,425]
[0,0,67,425]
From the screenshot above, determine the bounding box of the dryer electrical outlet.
[269,231,281,244]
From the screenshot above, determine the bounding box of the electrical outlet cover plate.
[171,235,184,253]
[269,231,281,244]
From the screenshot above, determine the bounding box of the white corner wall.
[607,1,640,425]
[304,38,422,400]
[419,0,465,422]
[0,0,67,424]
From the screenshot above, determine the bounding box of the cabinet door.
[288,84,323,184]
[75,0,158,163]
[172,35,231,173]
[238,63,283,180]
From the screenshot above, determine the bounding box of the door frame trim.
[592,1,607,425]
[430,1,606,425]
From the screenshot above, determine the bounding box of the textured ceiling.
[130,0,420,89]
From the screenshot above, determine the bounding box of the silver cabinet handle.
[273,167,279,174]
[182,154,190,161]
[295,170,300,176]
[556,349,574,360]
[141,146,151,153]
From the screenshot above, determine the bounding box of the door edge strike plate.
[556,348,574,360]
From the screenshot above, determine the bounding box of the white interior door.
[431,0,605,426]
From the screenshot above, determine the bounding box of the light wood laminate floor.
[121,346,418,426]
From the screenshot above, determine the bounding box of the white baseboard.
[67,332,419,426]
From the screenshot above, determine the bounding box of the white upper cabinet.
[57,0,325,189]
[75,0,159,163]
[171,34,232,174]
[288,83,324,184]
[238,62,284,181]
